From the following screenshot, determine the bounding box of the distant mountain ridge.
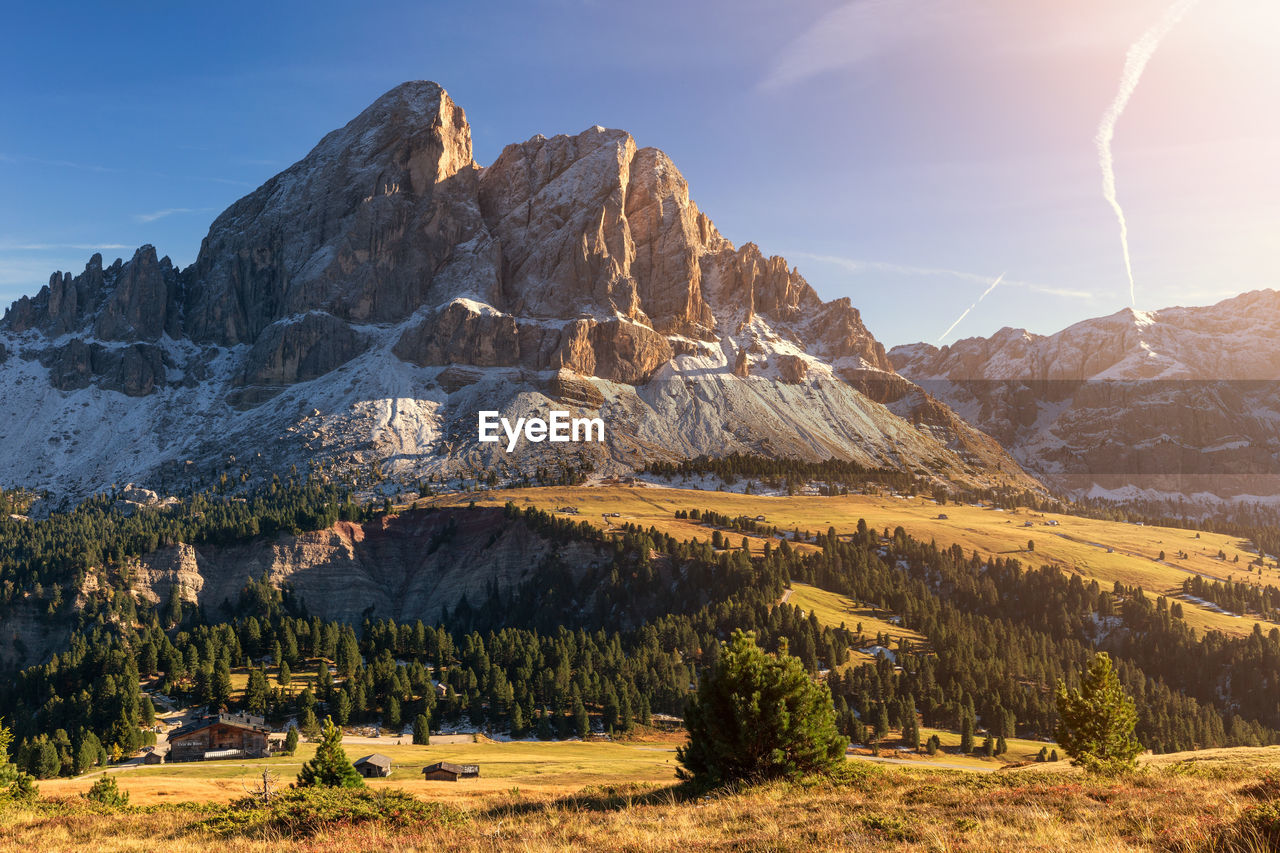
[890,291,1280,502]
[0,81,1034,498]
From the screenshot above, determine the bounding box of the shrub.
[4,772,38,803]
[1227,800,1280,851]
[197,787,464,837]
[84,775,129,808]
[677,630,847,785]
[1242,771,1280,801]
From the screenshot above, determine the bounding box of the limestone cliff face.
[0,80,1040,497]
[238,312,371,390]
[93,246,182,341]
[184,82,483,346]
[131,507,602,625]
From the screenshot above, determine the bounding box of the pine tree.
[212,661,233,711]
[677,630,847,785]
[535,710,554,741]
[874,703,890,744]
[385,696,402,732]
[1054,652,1143,775]
[84,775,129,807]
[901,699,920,749]
[278,661,292,687]
[573,692,591,739]
[296,716,363,788]
[334,690,352,725]
[245,667,269,715]
[284,725,299,756]
[34,738,60,779]
[164,584,183,627]
[413,714,431,745]
[299,707,320,738]
[959,714,975,754]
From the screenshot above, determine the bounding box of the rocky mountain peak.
[0,81,1038,498]
[184,80,481,346]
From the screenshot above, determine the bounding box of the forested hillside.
[5,494,1280,780]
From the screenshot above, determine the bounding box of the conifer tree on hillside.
[413,714,431,745]
[1055,652,1143,775]
[677,630,846,785]
[296,716,362,788]
[959,714,975,754]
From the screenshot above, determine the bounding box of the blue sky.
[2,0,1277,347]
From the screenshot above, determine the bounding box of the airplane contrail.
[1096,0,1201,308]
[937,273,1004,343]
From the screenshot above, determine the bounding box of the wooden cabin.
[354,754,392,778]
[167,713,271,761]
[422,761,480,781]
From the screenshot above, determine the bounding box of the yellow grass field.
[419,485,1279,638]
[786,583,924,644]
[37,737,683,807]
[14,748,1280,852]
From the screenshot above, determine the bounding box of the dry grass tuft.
[8,756,1280,852]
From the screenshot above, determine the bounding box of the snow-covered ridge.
[888,290,1280,501]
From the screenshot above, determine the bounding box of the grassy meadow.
[36,736,683,808]
[420,484,1280,638]
[11,746,1280,851]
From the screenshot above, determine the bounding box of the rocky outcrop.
[5,254,111,335]
[183,81,486,346]
[238,312,370,388]
[0,80,1042,498]
[775,354,807,384]
[93,246,181,341]
[585,320,673,384]
[394,305,672,384]
[890,293,1280,498]
[36,339,168,396]
[394,302,521,368]
[132,506,602,625]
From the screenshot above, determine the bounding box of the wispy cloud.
[787,252,1096,300]
[133,207,216,223]
[2,151,252,188]
[0,152,120,173]
[759,0,971,92]
[0,241,130,252]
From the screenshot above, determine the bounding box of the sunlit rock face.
[0,81,1037,498]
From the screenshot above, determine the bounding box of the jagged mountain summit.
[890,291,1280,502]
[0,81,1034,498]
